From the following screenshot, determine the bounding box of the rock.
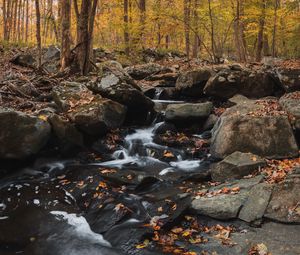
[87,69,154,124]
[211,152,266,182]
[277,68,300,92]
[48,114,84,152]
[11,53,36,67]
[146,72,178,83]
[125,63,168,80]
[52,81,89,111]
[175,68,214,97]
[165,102,213,122]
[203,114,218,131]
[239,183,273,223]
[191,176,263,220]
[204,69,277,99]
[279,92,300,137]
[264,178,300,223]
[43,45,60,62]
[211,100,299,159]
[153,122,177,135]
[192,192,248,220]
[0,108,51,159]
[67,97,126,136]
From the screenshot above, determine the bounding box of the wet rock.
[125,63,168,80]
[153,122,177,135]
[0,108,51,159]
[203,114,218,131]
[211,100,299,159]
[87,203,130,233]
[175,68,214,97]
[211,152,266,182]
[67,98,126,136]
[48,114,84,152]
[88,68,154,124]
[204,69,277,99]
[239,183,273,224]
[277,68,300,92]
[165,102,213,123]
[11,53,36,67]
[264,178,300,223]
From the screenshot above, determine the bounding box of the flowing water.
[0,100,212,255]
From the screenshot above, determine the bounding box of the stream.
[0,99,213,255]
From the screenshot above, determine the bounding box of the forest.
[0,1,300,255]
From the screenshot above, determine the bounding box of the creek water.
[0,100,212,255]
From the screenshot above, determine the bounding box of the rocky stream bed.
[0,48,300,255]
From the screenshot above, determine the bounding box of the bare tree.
[35,0,42,68]
[256,0,266,62]
[60,0,71,70]
[73,0,98,75]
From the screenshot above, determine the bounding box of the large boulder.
[264,177,300,223]
[87,66,154,124]
[204,68,277,99]
[175,68,214,97]
[125,63,168,80]
[277,68,300,92]
[165,102,213,122]
[211,152,266,182]
[48,114,84,152]
[0,108,51,159]
[52,81,89,112]
[279,92,300,140]
[10,53,36,68]
[191,176,263,220]
[210,99,299,159]
[67,97,126,136]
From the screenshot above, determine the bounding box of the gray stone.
[239,183,273,223]
[191,176,263,220]
[165,102,213,122]
[67,97,126,136]
[204,69,277,99]
[175,68,214,97]
[277,68,300,92]
[87,68,154,124]
[191,192,248,220]
[52,82,89,112]
[48,114,84,151]
[125,63,168,80]
[43,45,60,61]
[279,92,300,130]
[211,100,299,159]
[264,178,300,223]
[211,152,266,182]
[0,108,51,159]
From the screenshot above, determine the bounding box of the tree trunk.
[74,0,98,75]
[256,0,266,62]
[35,0,42,68]
[139,0,146,46]
[184,0,191,59]
[124,0,130,55]
[208,0,216,62]
[192,0,200,58]
[272,0,279,57]
[60,0,71,71]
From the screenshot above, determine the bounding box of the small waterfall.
[95,121,203,174]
